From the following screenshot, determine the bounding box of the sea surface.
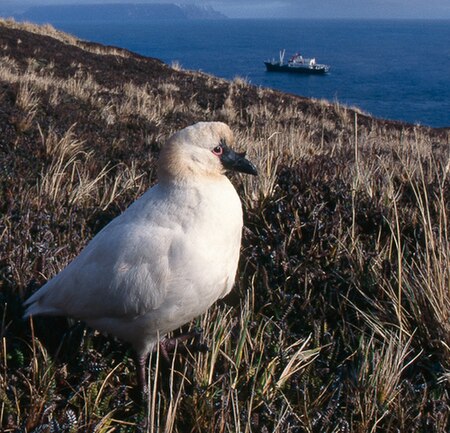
[49,19,450,127]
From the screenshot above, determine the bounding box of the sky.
[1,0,450,19]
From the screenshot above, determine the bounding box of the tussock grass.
[0,18,132,59]
[1,19,449,432]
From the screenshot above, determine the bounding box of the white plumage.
[23,121,257,391]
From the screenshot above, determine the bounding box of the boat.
[264,49,330,74]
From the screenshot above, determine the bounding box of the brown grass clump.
[1,19,449,432]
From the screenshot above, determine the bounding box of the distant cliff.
[16,3,227,23]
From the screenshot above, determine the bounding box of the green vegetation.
[1,19,449,432]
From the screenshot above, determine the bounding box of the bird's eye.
[212,145,223,156]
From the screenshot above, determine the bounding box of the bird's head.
[158,122,257,182]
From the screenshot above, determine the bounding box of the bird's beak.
[221,148,258,176]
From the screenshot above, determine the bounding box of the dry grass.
[0,18,132,58]
[0,19,449,432]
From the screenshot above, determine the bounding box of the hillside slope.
[1,19,449,433]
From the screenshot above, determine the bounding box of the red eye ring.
[212,145,223,156]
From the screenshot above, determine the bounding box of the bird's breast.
[158,179,243,318]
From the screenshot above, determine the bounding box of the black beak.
[221,147,258,176]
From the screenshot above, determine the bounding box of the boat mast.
[280,49,285,65]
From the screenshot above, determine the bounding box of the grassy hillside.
[0,18,449,432]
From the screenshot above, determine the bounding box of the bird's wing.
[24,215,176,320]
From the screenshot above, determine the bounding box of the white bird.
[23,121,257,392]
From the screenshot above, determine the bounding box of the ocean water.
[51,19,450,127]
